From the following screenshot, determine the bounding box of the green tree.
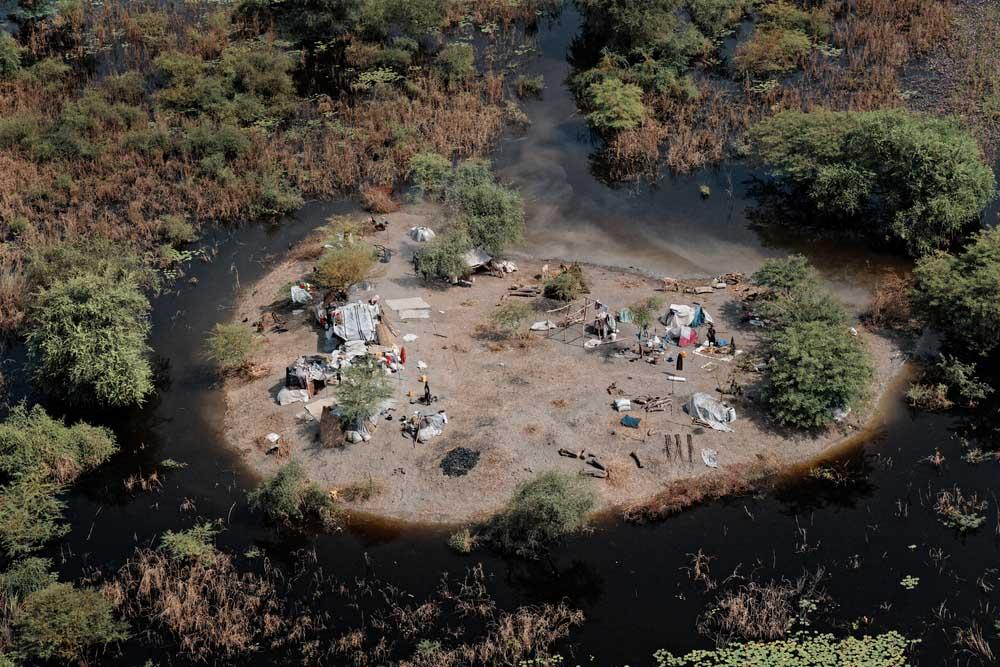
[415,229,473,280]
[312,241,377,296]
[436,43,474,88]
[586,77,646,132]
[750,109,996,256]
[486,472,596,559]
[408,152,452,198]
[0,34,23,80]
[0,558,57,602]
[15,583,127,663]
[0,404,117,483]
[912,227,1000,354]
[335,358,393,425]
[490,301,531,335]
[765,320,873,429]
[205,322,261,374]
[27,273,153,407]
[247,461,340,530]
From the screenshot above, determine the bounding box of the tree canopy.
[750,109,996,256]
[27,273,153,407]
[912,226,1000,354]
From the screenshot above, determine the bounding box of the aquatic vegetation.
[485,471,596,559]
[749,109,996,256]
[160,522,222,564]
[934,487,987,533]
[655,630,916,666]
[14,582,127,663]
[448,527,478,553]
[584,77,647,132]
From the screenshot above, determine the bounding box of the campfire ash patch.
[440,448,481,477]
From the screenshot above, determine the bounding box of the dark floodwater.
[7,7,999,666]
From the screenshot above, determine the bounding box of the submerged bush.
[750,109,996,256]
[247,461,340,530]
[15,582,127,663]
[0,558,57,602]
[585,77,646,132]
[486,472,596,558]
[27,273,153,407]
[912,227,1000,354]
[160,522,221,564]
[0,474,70,556]
[205,322,261,375]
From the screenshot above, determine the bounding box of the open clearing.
[223,208,903,523]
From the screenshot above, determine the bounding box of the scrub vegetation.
[751,256,872,429]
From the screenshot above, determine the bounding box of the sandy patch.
[223,208,904,524]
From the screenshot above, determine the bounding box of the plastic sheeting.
[290,285,312,304]
[331,301,380,344]
[409,226,436,242]
[684,392,737,432]
[417,411,448,442]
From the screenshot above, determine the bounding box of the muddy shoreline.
[220,206,908,525]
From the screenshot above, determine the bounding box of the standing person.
[707,323,717,347]
[423,380,432,405]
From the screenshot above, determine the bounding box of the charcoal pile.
[440,448,480,477]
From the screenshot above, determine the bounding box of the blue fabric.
[620,415,641,428]
[691,305,705,328]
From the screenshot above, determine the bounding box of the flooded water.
[7,6,999,667]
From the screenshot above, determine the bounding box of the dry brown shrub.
[106,548,286,661]
[623,461,775,522]
[360,185,399,214]
[604,454,633,490]
[863,272,913,329]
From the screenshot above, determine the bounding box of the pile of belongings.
[662,304,712,347]
[290,281,314,304]
[409,226,436,242]
[277,354,339,405]
[684,392,737,432]
[404,411,448,443]
[316,300,381,345]
[344,416,373,444]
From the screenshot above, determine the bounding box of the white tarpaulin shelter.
[685,392,736,432]
[290,285,312,304]
[331,301,380,344]
[409,226,436,242]
[662,304,713,346]
[462,247,493,269]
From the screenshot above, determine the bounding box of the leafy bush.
[450,179,524,255]
[312,242,377,296]
[628,296,664,333]
[0,558,56,602]
[486,472,596,558]
[0,34,22,79]
[409,152,452,198]
[414,230,472,280]
[912,227,1000,353]
[160,215,198,245]
[687,0,747,38]
[907,355,992,411]
[205,322,261,374]
[906,382,952,411]
[655,630,915,666]
[750,110,996,256]
[336,358,393,425]
[490,301,531,335]
[436,43,475,87]
[160,522,221,564]
[25,237,157,295]
[765,320,873,429]
[27,273,153,407]
[586,77,646,132]
[0,474,69,556]
[15,583,127,663]
[514,74,545,97]
[247,461,340,530]
[734,27,812,76]
[760,1,833,39]
[544,265,589,301]
[447,527,477,554]
[0,404,118,484]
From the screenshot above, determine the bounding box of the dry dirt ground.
[223,207,904,524]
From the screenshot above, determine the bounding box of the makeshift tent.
[684,393,737,432]
[330,301,380,344]
[409,226,436,242]
[663,303,712,346]
[462,248,493,269]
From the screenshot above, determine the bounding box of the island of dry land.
[223,207,905,524]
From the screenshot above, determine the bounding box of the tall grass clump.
[486,472,596,558]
